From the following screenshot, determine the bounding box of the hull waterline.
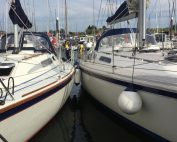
[81,66,177,142]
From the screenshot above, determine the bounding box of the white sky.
[0,0,176,32]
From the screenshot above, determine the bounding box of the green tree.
[86,25,97,35]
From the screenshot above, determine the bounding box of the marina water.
[30,84,158,142]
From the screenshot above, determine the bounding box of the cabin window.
[23,35,50,50]
[41,58,53,67]
[0,35,15,51]
[98,33,135,52]
[145,34,157,45]
[155,33,166,42]
[99,56,111,63]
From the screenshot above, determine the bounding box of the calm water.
[30,84,159,142]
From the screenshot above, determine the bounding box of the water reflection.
[30,85,157,142]
[29,101,73,142]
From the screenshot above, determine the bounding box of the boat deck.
[81,51,177,94]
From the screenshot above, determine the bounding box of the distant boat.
[79,36,96,50]
[80,0,177,141]
[154,33,174,49]
[0,0,74,141]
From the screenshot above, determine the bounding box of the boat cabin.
[0,32,56,55]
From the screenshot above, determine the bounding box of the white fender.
[118,89,142,114]
[74,68,81,85]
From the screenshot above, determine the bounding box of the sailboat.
[0,0,74,141]
[80,0,177,141]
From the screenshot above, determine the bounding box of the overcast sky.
[0,0,176,32]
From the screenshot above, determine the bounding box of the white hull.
[0,32,75,142]
[79,27,177,141]
[81,63,177,141]
[0,71,74,142]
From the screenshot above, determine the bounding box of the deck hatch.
[41,58,53,67]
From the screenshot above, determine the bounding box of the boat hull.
[81,66,177,141]
[0,73,74,142]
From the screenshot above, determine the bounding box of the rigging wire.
[97,0,103,28]
[175,0,177,32]
[93,0,95,36]
[148,0,156,16]
[109,0,138,88]
[30,0,36,32]
[101,0,109,26]
[5,0,53,55]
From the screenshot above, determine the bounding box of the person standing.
[65,39,71,60]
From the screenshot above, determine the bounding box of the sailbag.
[9,0,32,29]
[106,0,150,24]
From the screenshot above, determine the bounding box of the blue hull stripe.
[0,76,72,121]
[81,67,177,99]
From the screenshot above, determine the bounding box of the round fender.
[74,68,81,85]
[118,90,142,114]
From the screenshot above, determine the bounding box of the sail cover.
[106,0,138,24]
[9,0,32,29]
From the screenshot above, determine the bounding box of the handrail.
[0,134,8,142]
[0,77,15,105]
[0,88,3,98]
[7,77,15,96]
[0,88,3,105]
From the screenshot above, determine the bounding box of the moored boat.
[0,0,75,141]
[80,0,177,141]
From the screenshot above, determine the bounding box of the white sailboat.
[0,0,74,141]
[80,0,177,141]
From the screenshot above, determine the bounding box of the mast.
[156,11,158,33]
[57,0,61,61]
[139,0,146,48]
[56,17,60,59]
[93,0,95,36]
[14,24,18,48]
[170,17,173,40]
[13,0,18,48]
[32,0,36,32]
[65,0,68,38]
[175,0,176,33]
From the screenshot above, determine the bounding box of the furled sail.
[106,0,150,24]
[9,0,32,29]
